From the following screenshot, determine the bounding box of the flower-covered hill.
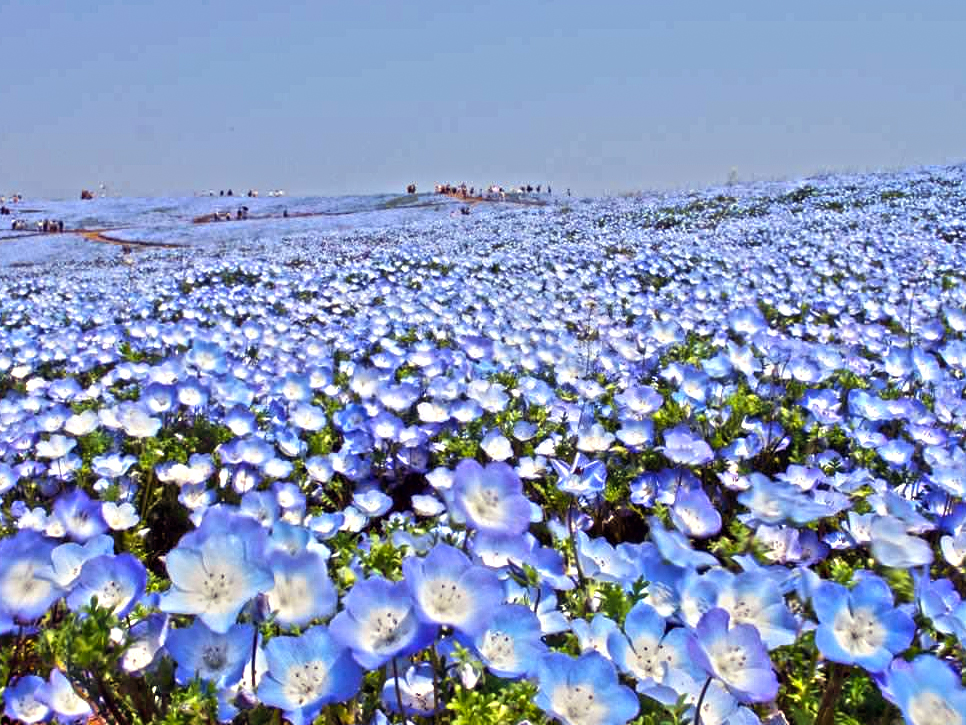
[1,163,965,725]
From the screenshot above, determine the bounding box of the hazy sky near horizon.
[1,1,964,199]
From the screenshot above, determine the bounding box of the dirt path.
[79,229,184,249]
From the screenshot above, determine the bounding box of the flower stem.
[815,662,846,725]
[693,676,713,725]
[137,439,154,521]
[391,657,406,724]
[250,626,259,689]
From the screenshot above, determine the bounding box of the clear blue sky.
[1,1,964,198]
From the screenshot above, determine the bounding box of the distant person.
[220,190,224,197]
[227,189,233,196]
[566,188,571,196]
[547,186,551,195]
[282,209,288,218]
[57,220,64,232]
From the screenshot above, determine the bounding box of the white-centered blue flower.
[403,543,503,635]
[258,625,363,725]
[160,531,273,633]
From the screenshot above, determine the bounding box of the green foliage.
[447,677,546,725]
[595,577,648,626]
[154,675,220,725]
[358,533,404,580]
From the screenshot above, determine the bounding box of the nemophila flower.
[869,515,933,568]
[91,452,138,479]
[0,530,63,621]
[64,409,99,437]
[606,601,688,692]
[670,485,721,539]
[648,516,718,570]
[941,530,966,567]
[381,663,438,717]
[330,575,436,668]
[462,603,548,678]
[305,511,344,540]
[35,433,76,460]
[35,668,91,724]
[0,461,17,494]
[659,425,714,466]
[550,453,607,498]
[676,366,712,406]
[883,654,966,724]
[102,501,139,530]
[658,668,760,725]
[576,531,637,583]
[755,525,803,564]
[258,625,363,725]
[616,417,654,448]
[411,493,445,517]
[474,532,573,590]
[165,620,254,688]
[688,607,778,703]
[186,339,227,374]
[449,459,531,535]
[813,574,915,672]
[67,553,146,618]
[681,569,799,650]
[576,423,616,453]
[276,372,313,403]
[266,550,337,628]
[121,613,169,674]
[160,531,273,633]
[403,543,503,635]
[3,675,50,724]
[801,390,846,432]
[142,381,175,414]
[479,428,512,460]
[915,575,966,639]
[289,401,327,431]
[264,456,295,481]
[116,401,162,438]
[353,488,393,518]
[225,405,257,437]
[176,378,209,408]
[534,651,639,725]
[49,534,114,588]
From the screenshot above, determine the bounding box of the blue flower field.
[1,165,966,724]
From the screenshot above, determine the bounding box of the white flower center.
[479,630,515,669]
[719,593,762,627]
[202,644,227,672]
[711,643,749,681]
[832,606,886,657]
[465,488,502,526]
[365,606,416,652]
[627,636,663,680]
[423,577,467,619]
[10,692,48,721]
[284,660,328,706]
[550,684,607,725]
[96,579,126,612]
[201,565,236,606]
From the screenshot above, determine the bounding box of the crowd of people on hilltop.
[200,189,286,198]
[10,218,65,232]
[1,194,23,205]
[210,205,251,221]
[434,182,556,200]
